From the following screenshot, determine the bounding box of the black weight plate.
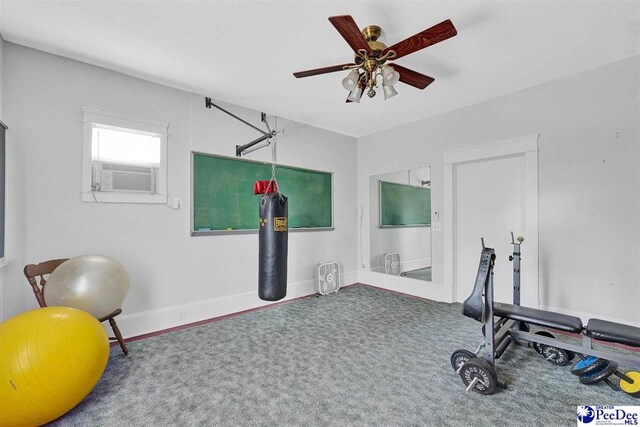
[571,357,608,376]
[513,322,531,346]
[580,361,619,385]
[542,346,572,366]
[450,349,476,371]
[459,358,498,395]
[532,331,556,354]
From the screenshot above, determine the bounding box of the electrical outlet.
[432,222,442,232]
[178,310,185,321]
[174,197,182,209]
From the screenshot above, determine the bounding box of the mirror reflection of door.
[369,167,432,282]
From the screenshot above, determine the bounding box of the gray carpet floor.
[51,285,639,427]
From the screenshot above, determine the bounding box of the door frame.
[443,134,539,306]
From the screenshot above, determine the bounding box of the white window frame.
[82,107,169,203]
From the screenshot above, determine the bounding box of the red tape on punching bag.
[258,193,288,301]
[253,180,278,195]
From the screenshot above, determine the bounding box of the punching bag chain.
[268,119,281,198]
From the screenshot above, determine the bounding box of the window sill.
[82,192,168,204]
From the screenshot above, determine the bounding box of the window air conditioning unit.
[94,162,156,193]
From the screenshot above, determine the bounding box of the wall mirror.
[369,167,431,281]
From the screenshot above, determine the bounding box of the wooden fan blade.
[391,64,435,89]
[293,63,354,78]
[383,19,457,60]
[328,15,372,54]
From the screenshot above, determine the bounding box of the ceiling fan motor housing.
[355,25,389,65]
[362,25,381,42]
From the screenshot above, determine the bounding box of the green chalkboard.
[192,152,332,233]
[379,181,431,227]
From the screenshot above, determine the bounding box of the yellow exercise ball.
[0,307,109,427]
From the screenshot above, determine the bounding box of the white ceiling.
[1,1,639,137]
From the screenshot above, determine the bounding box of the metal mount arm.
[205,97,279,157]
[235,132,276,157]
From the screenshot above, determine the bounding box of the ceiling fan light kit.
[383,84,398,100]
[382,65,400,86]
[347,85,364,103]
[293,15,457,103]
[342,68,360,91]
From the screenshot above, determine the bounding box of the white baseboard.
[539,304,640,330]
[370,257,430,275]
[371,265,384,273]
[112,269,640,341]
[357,270,452,302]
[355,275,640,329]
[111,271,358,339]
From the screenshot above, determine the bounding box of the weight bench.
[494,303,583,333]
[452,235,640,397]
[587,319,640,349]
[493,304,640,348]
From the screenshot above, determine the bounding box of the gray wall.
[358,55,640,325]
[2,43,358,328]
[3,38,638,330]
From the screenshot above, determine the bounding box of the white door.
[454,155,528,304]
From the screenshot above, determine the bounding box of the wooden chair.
[24,259,129,355]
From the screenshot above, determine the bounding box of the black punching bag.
[258,192,288,301]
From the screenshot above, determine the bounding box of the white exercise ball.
[44,255,129,319]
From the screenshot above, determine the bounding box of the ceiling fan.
[293,15,457,102]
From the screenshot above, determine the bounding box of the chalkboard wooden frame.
[190,151,334,235]
[378,180,431,228]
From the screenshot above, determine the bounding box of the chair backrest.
[23,259,69,307]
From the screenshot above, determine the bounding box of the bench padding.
[494,302,584,333]
[586,319,640,348]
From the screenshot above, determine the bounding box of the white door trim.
[443,134,539,305]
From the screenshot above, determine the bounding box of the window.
[82,108,168,203]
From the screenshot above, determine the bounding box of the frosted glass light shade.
[342,69,360,91]
[382,66,400,86]
[383,84,398,100]
[347,86,363,103]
